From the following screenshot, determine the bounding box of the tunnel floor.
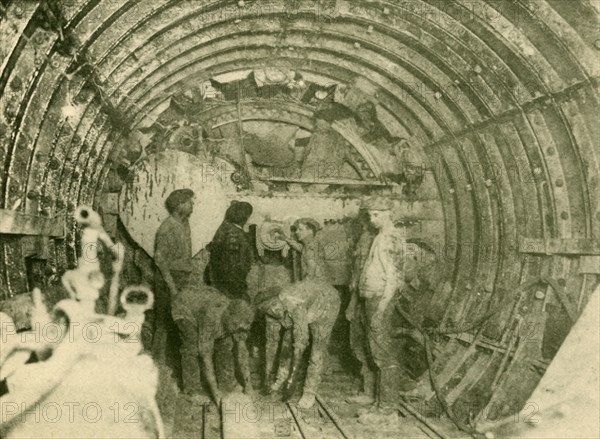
[155,351,464,439]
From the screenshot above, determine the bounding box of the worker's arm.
[199,340,221,404]
[154,231,178,297]
[283,237,303,253]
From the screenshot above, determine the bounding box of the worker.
[279,217,328,281]
[357,197,407,410]
[152,188,196,387]
[345,206,378,405]
[256,277,341,410]
[174,285,256,404]
[206,201,254,302]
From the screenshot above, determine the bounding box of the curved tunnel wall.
[1,1,599,411]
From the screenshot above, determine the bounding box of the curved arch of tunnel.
[0,0,598,334]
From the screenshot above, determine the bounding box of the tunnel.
[0,1,599,438]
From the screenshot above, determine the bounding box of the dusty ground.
[155,350,463,439]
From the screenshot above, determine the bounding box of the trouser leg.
[273,329,292,388]
[151,276,170,363]
[175,318,203,395]
[351,302,377,397]
[304,321,334,395]
[363,297,404,406]
[215,336,237,391]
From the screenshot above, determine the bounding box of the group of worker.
[148,188,435,412]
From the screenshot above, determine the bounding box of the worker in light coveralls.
[256,217,341,410]
[358,197,407,410]
[256,282,340,410]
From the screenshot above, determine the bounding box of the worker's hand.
[370,312,384,332]
[285,376,295,394]
[244,384,259,400]
[213,391,223,407]
[281,314,293,329]
[345,293,357,322]
[273,230,287,242]
[167,283,179,298]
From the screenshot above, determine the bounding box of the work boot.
[347,365,377,404]
[269,376,287,393]
[297,392,316,409]
[346,393,376,405]
[379,366,415,409]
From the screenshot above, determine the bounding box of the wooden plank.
[0,209,65,237]
[542,276,578,322]
[519,237,600,255]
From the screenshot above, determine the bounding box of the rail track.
[196,394,450,439]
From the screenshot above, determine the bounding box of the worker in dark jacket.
[206,201,254,302]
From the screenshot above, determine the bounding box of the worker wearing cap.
[357,197,407,409]
[151,189,195,380]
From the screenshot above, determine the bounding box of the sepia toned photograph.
[0,1,599,438]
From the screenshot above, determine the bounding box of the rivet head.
[383,7,390,15]
[535,290,545,300]
[448,188,455,194]
[238,0,245,6]
[533,167,542,175]
[434,91,442,100]
[367,25,374,33]
[27,190,39,200]
[595,40,600,50]
[466,184,472,191]
[560,211,569,220]
[546,147,555,156]
[555,179,564,187]
[484,179,493,187]
[234,18,241,23]
[473,64,482,74]
[354,42,361,49]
